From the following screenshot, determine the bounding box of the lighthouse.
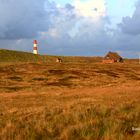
[33,40,38,54]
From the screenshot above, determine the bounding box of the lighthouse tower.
[33,40,38,54]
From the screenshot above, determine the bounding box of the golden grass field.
[0,50,140,140]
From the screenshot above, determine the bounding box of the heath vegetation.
[0,50,140,140]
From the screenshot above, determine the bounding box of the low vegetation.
[0,49,140,140]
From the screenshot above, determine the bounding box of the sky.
[0,0,140,58]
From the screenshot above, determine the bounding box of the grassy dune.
[0,49,140,140]
[0,49,102,64]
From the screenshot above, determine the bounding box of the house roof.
[104,52,122,60]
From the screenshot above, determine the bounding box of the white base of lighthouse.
[33,50,38,54]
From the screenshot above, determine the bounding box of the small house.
[102,52,123,63]
[56,58,62,63]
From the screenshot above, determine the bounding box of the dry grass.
[0,57,140,140]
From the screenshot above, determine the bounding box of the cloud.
[118,1,140,35]
[74,0,106,18]
[110,0,140,58]
[0,0,50,39]
[39,1,115,56]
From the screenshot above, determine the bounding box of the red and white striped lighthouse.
[33,40,38,54]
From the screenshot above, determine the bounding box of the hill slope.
[0,49,102,63]
[0,49,53,63]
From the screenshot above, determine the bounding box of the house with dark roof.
[102,52,123,63]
